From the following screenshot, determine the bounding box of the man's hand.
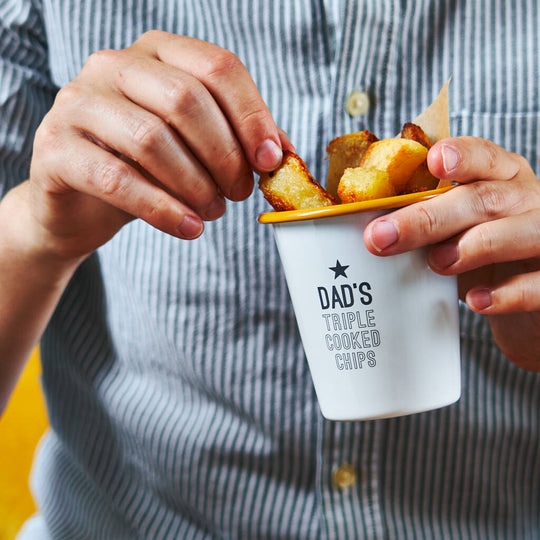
[1,31,295,410]
[364,136,540,371]
[28,31,291,261]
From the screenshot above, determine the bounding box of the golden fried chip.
[402,163,439,193]
[400,123,439,193]
[358,138,428,193]
[325,130,379,199]
[259,151,336,211]
[337,167,396,203]
[400,122,432,148]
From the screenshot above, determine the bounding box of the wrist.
[0,182,85,285]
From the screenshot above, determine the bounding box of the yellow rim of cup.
[258,185,455,224]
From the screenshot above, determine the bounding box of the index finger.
[135,31,283,173]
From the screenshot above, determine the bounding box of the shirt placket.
[319,418,385,539]
[330,0,403,139]
[316,1,402,538]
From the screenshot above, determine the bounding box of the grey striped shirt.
[1,1,539,538]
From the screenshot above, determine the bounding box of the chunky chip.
[399,123,439,193]
[258,151,336,211]
[337,168,396,203]
[357,138,428,191]
[259,123,441,210]
[337,137,428,202]
[325,130,378,198]
[400,122,432,149]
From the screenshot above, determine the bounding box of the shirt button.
[346,90,370,117]
[332,463,357,489]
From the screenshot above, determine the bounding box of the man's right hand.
[26,30,289,261]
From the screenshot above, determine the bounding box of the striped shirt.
[1,1,539,538]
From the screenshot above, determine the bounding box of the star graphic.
[329,260,349,279]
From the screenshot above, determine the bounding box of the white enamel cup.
[260,188,461,421]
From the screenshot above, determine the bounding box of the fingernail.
[178,215,203,239]
[255,139,282,171]
[369,220,399,252]
[429,242,458,270]
[441,144,459,173]
[468,287,492,311]
[204,197,226,221]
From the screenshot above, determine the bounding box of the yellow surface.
[258,185,455,224]
[0,349,48,540]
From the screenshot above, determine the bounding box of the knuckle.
[130,117,168,155]
[205,50,243,80]
[471,181,506,219]
[236,103,270,128]
[482,140,499,173]
[177,172,216,208]
[513,153,532,176]
[31,126,63,178]
[162,79,203,119]
[218,145,246,176]
[96,158,130,197]
[84,48,120,71]
[144,192,169,222]
[137,29,167,45]
[517,286,529,311]
[189,176,216,205]
[34,119,62,152]
[53,82,85,108]
[505,285,529,312]
[415,204,439,236]
[474,225,496,263]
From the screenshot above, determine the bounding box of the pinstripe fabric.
[1,1,539,538]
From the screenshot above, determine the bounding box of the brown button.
[345,90,370,117]
[332,463,357,489]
